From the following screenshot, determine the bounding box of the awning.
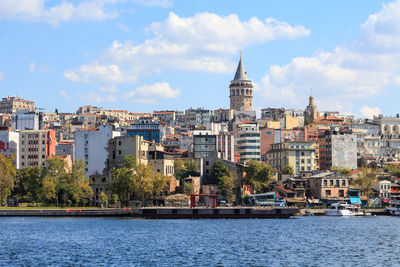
[349,197,362,205]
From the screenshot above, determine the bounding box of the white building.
[75,125,120,177]
[12,111,39,131]
[0,130,20,168]
[374,180,391,199]
[237,121,260,163]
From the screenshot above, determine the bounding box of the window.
[342,180,346,186]
[336,180,340,187]
[330,180,333,186]
[326,190,331,196]
[339,190,344,197]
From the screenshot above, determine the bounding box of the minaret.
[229,52,253,111]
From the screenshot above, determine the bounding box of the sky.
[1,0,400,118]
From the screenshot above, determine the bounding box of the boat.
[325,202,367,216]
[386,196,400,216]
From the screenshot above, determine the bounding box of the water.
[0,216,399,266]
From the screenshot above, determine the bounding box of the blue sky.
[1,0,399,118]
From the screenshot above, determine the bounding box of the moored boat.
[325,202,366,216]
[386,196,400,215]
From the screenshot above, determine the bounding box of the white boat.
[386,196,400,216]
[325,202,366,216]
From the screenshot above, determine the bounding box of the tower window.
[241,89,244,95]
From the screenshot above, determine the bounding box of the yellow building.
[266,141,318,176]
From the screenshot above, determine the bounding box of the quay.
[0,207,299,219]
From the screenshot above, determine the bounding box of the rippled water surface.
[0,216,399,266]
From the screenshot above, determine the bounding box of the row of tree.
[107,155,170,207]
[210,160,274,202]
[0,154,93,206]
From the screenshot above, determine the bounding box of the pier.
[0,207,299,219]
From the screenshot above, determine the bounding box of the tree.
[184,160,198,173]
[384,165,400,178]
[15,166,43,203]
[0,154,16,204]
[99,191,108,208]
[123,155,136,169]
[183,181,194,194]
[210,161,237,202]
[354,168,376,204]
[331,166,351,176]
[282,164,294,175]
[108,168,135,206]
[218,174,237,203]
[174,159,185,172]
[174,159,199,182]
[246,160,273,193]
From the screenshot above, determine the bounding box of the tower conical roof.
[233,52,248,80]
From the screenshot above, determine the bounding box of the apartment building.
[19,130,56,168]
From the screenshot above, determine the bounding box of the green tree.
[108,168,134,206]
[210,161,231,182]
[354,168,376,205]
[0,154,16,204]
[331,166,351,176]
[123,155,136,169]
[384,165,400,178]
[218,174,237,203]
[173,158,185,172]
[183,181,194,194]
[174,159,200,182]
[15,166,43,202]
[184,160,198,173]
[99,191,108,208]
[210,161,237,201]
[246,160,273,193]
[282,164,294,175]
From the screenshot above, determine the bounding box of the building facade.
[0,130,20,168]
[237,122,260,163]
[267,141,318,176]
[0,96,35,114]
[75,125,121,177]
[19,130,56,168]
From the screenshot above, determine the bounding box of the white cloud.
[29,61,36,73]
[0,0,170,26]
[0,0,117,26]
[78,91,117,103]
[136,82,180,98]
[123,82,180,104]
[100,84,119,92]
[131,0,172,8]
[64,63,137,84]
[359,106,382,119]
[116,22,131,33]
[65,12,310,83]
[256,0,400,114]
[78,91,103,103]
[59,90,70,101]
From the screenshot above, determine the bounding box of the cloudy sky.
[1,0,399,118]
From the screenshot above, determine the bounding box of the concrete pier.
[0,207,299,219]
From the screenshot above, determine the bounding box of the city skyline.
[1,0,399,118]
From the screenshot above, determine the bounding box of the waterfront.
[0,217,399,266]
